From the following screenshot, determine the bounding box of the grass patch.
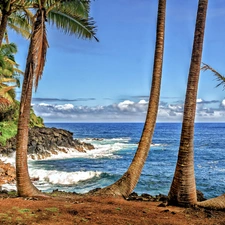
[45,207,59,213]
[7,191,17,196]
[18,209,30,214]
[0,213,9,217]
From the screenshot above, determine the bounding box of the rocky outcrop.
[0,127,94,159]
[0,160,16,187]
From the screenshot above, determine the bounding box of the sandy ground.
[0,192,225,225]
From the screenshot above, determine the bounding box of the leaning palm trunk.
[95,0,166,197]
[16,8,48,197]
[168,0,208,206]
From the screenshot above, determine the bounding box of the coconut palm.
[168,0,208,206]
[0,0,32,46]
[16,0,98,197]
[95,0,166,197]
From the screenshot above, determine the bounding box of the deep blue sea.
[4,123,225,199]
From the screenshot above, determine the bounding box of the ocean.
[3,123,225,199]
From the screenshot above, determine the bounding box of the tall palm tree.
[95,0,166,197]
[168,0,208,206]
[16,0,98,197]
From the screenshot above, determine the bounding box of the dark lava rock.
[0,127,94,159]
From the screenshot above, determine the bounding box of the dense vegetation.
[0,101,44,145]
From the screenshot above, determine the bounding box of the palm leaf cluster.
[0,43,23,110]
[47,0,98,41]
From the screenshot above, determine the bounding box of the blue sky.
[10,0,225,122]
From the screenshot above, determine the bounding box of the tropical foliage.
[0,42,23,114]
[0,1,33,46]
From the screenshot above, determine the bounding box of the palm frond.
[0,68,14,76]
[201,63,225,89]
[8,23,31,39]
[0,55,6,68]
[46,0,90,17]
[0,96,12,112]
[0,85,16,96]
[12,67,24,76]
[1,43,17,55]
[0,77,17,83]
[8,11,32,36]
[48,9,98,41]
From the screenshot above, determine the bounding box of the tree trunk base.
[88,185,124,198]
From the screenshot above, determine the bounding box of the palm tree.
[0,0,31,46]
[95,0,166,197]
[16,0,98,197]
[168,0,208,206]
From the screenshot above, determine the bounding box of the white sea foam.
[28,137,137,160]
[1,169,102,192]
[29,169,102,185]
[81,137,131,144]
[0,152,16,165]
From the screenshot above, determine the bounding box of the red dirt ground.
[0,194,225,225]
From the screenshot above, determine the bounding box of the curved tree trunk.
[168,0,208,207]
[95,0,166,197]
[16,9,48,197]
[0,12,9,46]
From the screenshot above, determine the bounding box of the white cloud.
[55,104,74,110]
[118,100,134,110]
[138,100,148,104]
[32,98,225,122]
[221,99,225,107]
[197,98,203,103]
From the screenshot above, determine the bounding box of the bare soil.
[0,193,225,225]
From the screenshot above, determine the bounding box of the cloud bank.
[32,98,225,122]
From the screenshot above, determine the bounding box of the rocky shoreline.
[0,127,94,160]
[0,126,95,186]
